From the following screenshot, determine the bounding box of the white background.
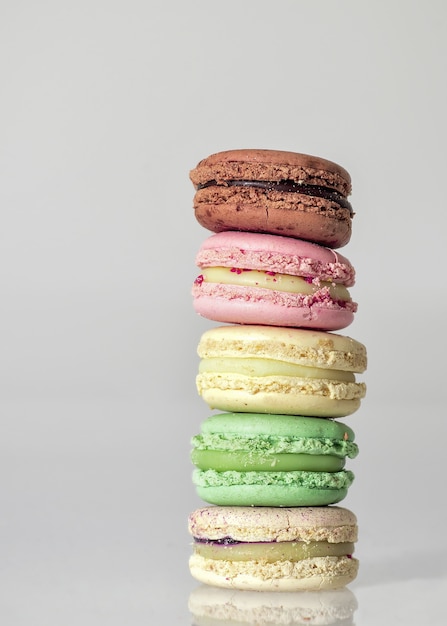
[1,1,446,623]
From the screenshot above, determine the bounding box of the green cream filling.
[191,449,345,472]
[194,540,355,562]
[199,357,355,382]
[201,267,351,301]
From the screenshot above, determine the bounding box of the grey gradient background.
[1,0,446,623]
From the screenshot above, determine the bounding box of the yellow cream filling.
[200,267,351,301]
[194,541,354,562]
[199,358,355,382]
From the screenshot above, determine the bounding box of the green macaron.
[191,413,358,506]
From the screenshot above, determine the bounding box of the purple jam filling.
[194,536,243,546]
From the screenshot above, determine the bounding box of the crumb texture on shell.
[188,505,358,543]
[190,149,352,196]
[197,325,367,373]
[189,553,359,591]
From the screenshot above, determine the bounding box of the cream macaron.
[189,505,359,591]
[196,325,367,418]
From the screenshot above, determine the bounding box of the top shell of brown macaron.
[190,149,351,197]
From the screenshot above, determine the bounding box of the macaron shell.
[194,196,352,248]
[200,412,356,440]
[189,553,359,592]
[188,505,358,543]
[195,231,356,284]
[193,290,355,330]
[197,325,367,373]
[197,374,364,417]
[190,149,352,196]
[193,482,350,507]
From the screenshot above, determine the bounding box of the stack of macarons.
[187,149,367,592]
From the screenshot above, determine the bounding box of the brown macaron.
[190,149,354,248]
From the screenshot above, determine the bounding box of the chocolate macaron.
[190,149,354,248]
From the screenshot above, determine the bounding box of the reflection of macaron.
[190,149,353,248]
[197,325,367,417]
[189,585,358,625]
[192,232,357,330]
[191,413,358,506]
[189,506,359,591]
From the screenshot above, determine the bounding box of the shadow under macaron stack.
[187,149,367,592]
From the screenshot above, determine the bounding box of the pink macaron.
[192,232,357,330]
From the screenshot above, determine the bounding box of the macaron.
[191,413,358,506]
[192,231,357,330]
[196,325,367,417]
[190,149,353,248]
[189,585,358,625]
[188,505,359,591]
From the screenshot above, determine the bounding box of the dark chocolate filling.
[197,179,353,215]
